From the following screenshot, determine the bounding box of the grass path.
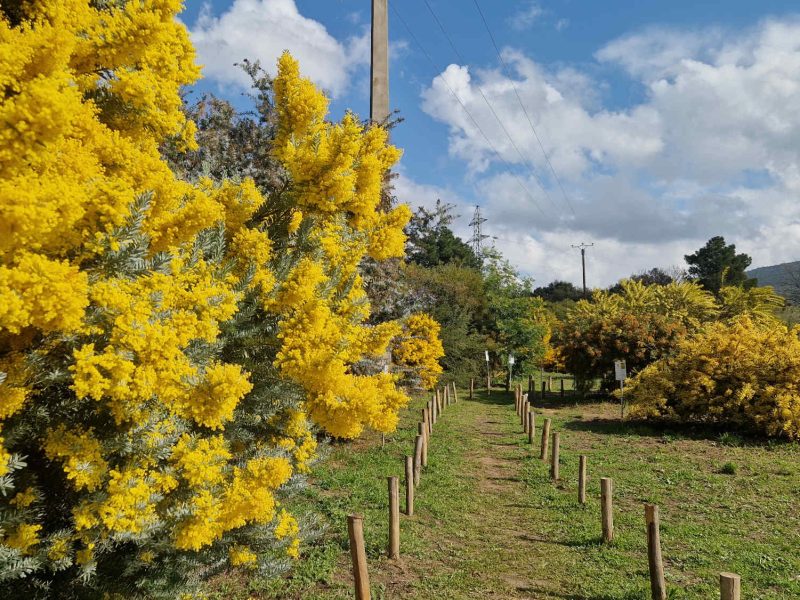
[211,387,800,599]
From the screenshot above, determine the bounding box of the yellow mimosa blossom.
[47,536,70,561]
[10,487,37,508]
[229,545,258,567]
[43,426,108,492]
[5,523,41,554]
[393,314,445,390]
[287,210,303,234]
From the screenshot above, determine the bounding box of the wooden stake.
[522,401,529,429]
[443,385,449,407]
[418,422,428,467]
[527,411,535,444]
[550,432,560,481]
[404,456,414,516]
[601,477,614,542]
[487,373,491,394]
[541,380,546,401]
[578,455,587,504]
[423,406,431,436]
[387,477,399,559]
[560,378,564,398]
[470,377,474,399]
[413,434,423,486]
[528,374,533,394]
[540,418,551,460]
[451,381,458,403]
[347,514,370,600]
[645,504,667,600]
[720,573,741,600]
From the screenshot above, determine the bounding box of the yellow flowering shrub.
[267,53,443,438]
[625,317,800,438]
[393,313,445,390]
[0,3,443,595]
[558,279,784,390]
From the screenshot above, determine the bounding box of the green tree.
[405,200,481,269]
[685,236,756,294]
[534,280,583,302]
[404,263,488,383]
[483,253,550,376]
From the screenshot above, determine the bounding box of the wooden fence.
[509,381,742,600]
[346,379,743,600]
[346,380,458,599]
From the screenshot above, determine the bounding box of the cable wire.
[472,0,576,216]
[420,0,560,215]
[390,3,547,217]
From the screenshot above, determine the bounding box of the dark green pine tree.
[684,236,756,294]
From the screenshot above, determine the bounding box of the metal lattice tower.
[469,205,488,255]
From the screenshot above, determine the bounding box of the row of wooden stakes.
[346,381,459,600]
[511,383,742,600]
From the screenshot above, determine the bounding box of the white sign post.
[485,350,490,395]
[614,360,627,418]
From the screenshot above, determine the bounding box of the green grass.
[209,387,800,599]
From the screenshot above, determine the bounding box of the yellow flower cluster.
[0,253,89,334]
[174,457,292,551]
[171,434,232,487]
[47,536,70,562]
[10,487,37,509]
[271,409,318,474]
[0,354,29,420]
[71,259,249,428]
[625,317,800,438]
[229,545,258,568]
[43,426,108,492]
[4,523,41,555]
[393,314,445,390]
[93,468,177,534]
[274,508,301,559]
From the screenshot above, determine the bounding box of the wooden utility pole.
[370,0,389,123]
[571,242,594,298]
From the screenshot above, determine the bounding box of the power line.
[390,3,547,217]
[420,0,558,215]
[472,0,577,217]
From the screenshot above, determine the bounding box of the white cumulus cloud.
[415,18,800,285]
[189,0,368,96]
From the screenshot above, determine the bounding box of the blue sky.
[182,0,800,286]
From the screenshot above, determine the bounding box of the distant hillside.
[747,260,800,300]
